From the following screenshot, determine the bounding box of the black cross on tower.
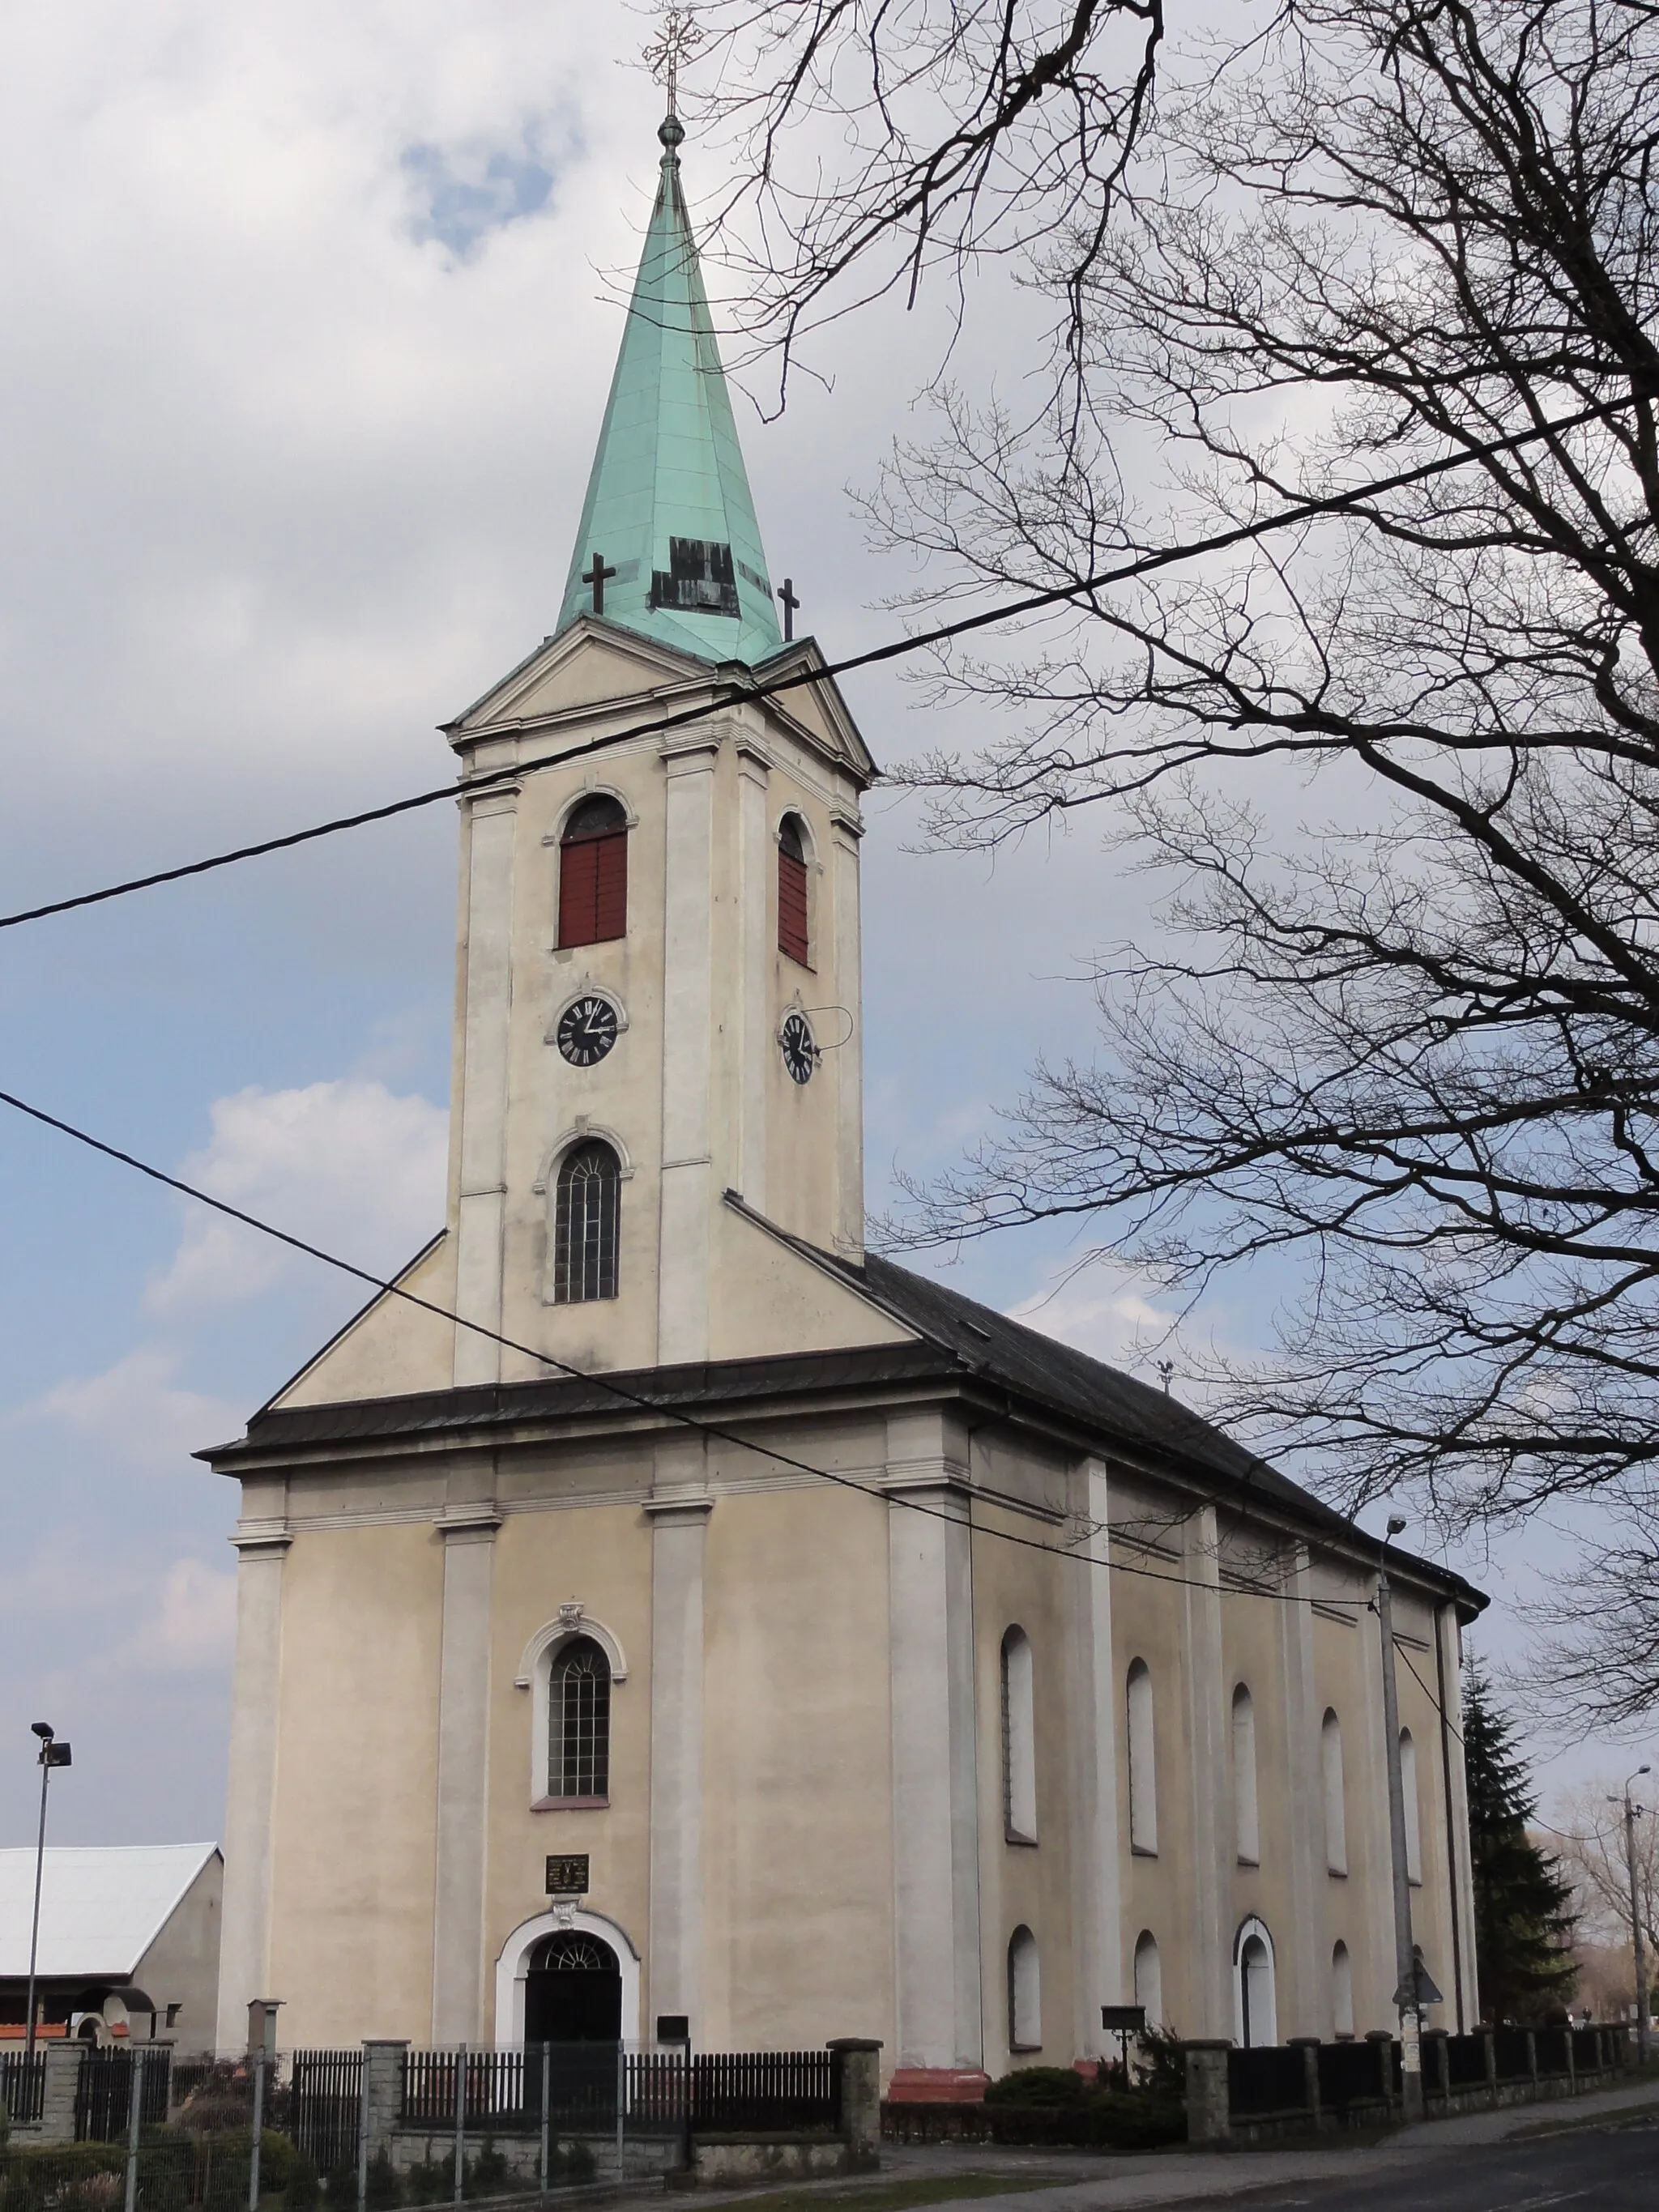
[582,552,617,616]
[777,576,800,641]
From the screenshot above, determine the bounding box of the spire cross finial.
[777,578,800,641]
[645,4,703,120]
[582,552,617,615]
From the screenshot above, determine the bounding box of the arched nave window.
[557,795,629,948]
[778,814,812,965]
[1401,1728,1422,1885]
[1007,1926,1042,2052]
[548,1635,612,1801]
[1000,1627,1037,1843]
[552,1140,621,1304]
[1331,1941,1354,2039]
[1126,1660,1158,1855]
[1321,1710,1348,1876]
[1132,1930,1163,2028]
[1232,1683,1260,1865]
[1234,1917,1278,2048]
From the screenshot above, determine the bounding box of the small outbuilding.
[0,1843,221,2054]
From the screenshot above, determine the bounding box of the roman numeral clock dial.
[779,1009,817,1085]
[556,995,620,1068]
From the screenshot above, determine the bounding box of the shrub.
[983,2067,1092,2108]
[553,2142,596,2184]
[363,2150,402,2209]
[284,2150,321,2210]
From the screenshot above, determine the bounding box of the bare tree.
[683,0,1165,395]
[1548,1782,1659,1964]
[815,0,1659,1592]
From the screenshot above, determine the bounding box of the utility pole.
[23,1720,72,2063]
[1618,1767,1651,2062]
[1377,1517,1423,2121]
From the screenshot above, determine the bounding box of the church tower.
[210,102,1482,2095]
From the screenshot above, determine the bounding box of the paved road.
[1158,2112,1659,2210]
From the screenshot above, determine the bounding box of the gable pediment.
[443,619,876,786]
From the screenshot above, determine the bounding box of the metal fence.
[1444,2033,1489,2089]
[1226,2045,1310,2119]
[0,2052,45,2126]
[75,2048,172,2143]
[291,2048,363,2175]
[687,2050,838,2129]
[1491,2027,1533,2083]
[1315,2038,1388,2112]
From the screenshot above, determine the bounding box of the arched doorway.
[1233,1916,1278,2048]
[524,1931,622,2044]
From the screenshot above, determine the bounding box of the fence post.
[452,2045,466,2209]
[826,2039,883,2167]
[539,2045,551,2193]
[1525,2029,1538,2092]
[1364,2029,1393,2115]
[248,2047,266,2212]
[39,2043,81,2144]
[1182,2044,1231,2145]
[1482,2028,1498,2108]
[1287,2038,1321,2132]
[356,2052,369,2212]
[122,2049,145,2212]
[1564,2027,1576,2095]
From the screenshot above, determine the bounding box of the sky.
[0,1,1644,1856]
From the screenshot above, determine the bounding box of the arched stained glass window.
[548,1636,612,1801]
[1127,1660,1158,1855]
[558,795,628,948]
[1007,1926,1041,2052]
[1322,1710,1348,1876]
[552,1141,621,1304]
[1233,1683,1260,1865]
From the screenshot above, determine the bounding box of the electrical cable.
[0,1076,1380,1609]
[0,392,1638,937]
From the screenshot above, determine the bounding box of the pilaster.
[215,1521,291,2055]
[736,742,771,1213]
[430,1502,501,2043]
[1068,1456,1122,2054]
[830,808,864,1258]
[453,782,520,1387]
[884,1413,982,2074]
[1436,1602,1478,2031]
[1281,1545,1323,2036]
[1183,1506,1230,2039]
[657,739,719,1364]
[647,1449,713,2034]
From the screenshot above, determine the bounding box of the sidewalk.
[616,2071,1659,2212]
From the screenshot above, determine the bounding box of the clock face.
[779,1008,817,1085]
[556,994,620,1068]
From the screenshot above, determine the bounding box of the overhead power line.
[0,392,1635,937]
[0,1076,1382,1609]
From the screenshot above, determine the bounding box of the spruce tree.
[1464,1667,1578,2022]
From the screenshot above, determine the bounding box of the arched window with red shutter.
[558,795,629,948]
[778,814,811,966]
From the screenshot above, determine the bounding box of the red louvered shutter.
[558,829,628,947]
[592,832,628,941]
[778,848,810,965]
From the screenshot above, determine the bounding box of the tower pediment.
[443,619,878,789]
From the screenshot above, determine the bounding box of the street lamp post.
[1377,1516,1424,2121]
[23,1721,72,2063]
[1614,1765,1651,2063]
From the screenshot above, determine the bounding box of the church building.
[207,109,1486,2084]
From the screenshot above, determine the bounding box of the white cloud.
[146,1078,448,1316]
[1008,1268,1186,1378]
[20,1346,243,1470]
[135,1557,239,1675]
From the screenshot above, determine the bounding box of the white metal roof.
[0,1843,219,1980]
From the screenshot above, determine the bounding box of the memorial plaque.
[545,1853,591,1896]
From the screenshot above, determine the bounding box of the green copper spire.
[557,117,783,666]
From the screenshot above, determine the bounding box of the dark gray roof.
[203,1200,1483,1614]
